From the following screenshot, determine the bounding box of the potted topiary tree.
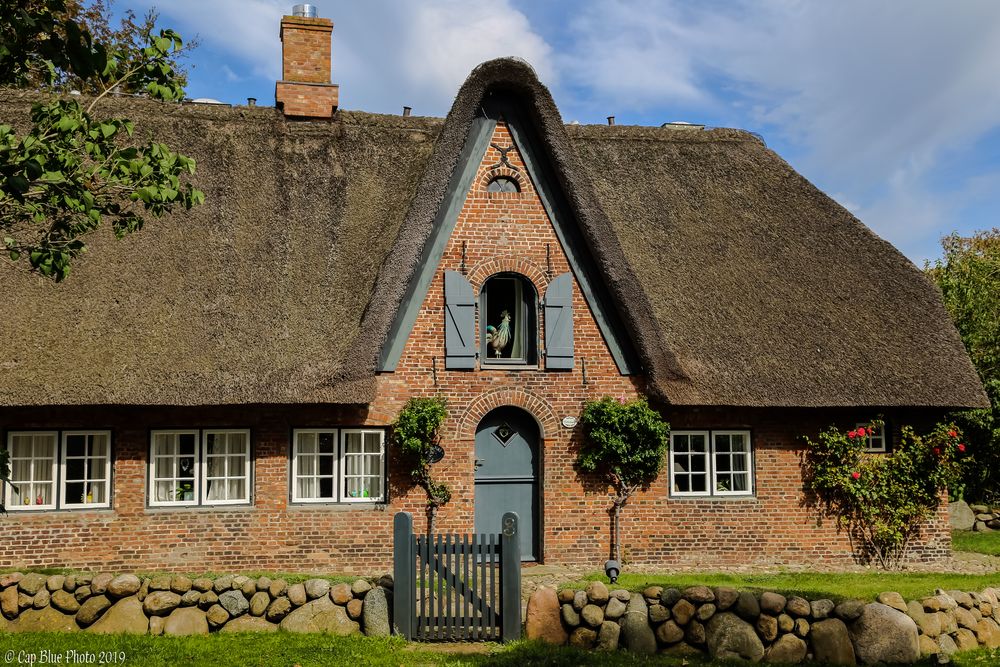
[391,397,451,534]
[577,396,670,582]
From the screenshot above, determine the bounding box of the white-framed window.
[61,431,112,509]
[4,430,112,511]
[856,422,887,453]
[669,432,710,496]
[5,431,58,510]
[291,429,385,503]
[203,430,251,505]
[670,430,753,497]
[149,429,251,507]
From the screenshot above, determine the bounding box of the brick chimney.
[275,5,339,119]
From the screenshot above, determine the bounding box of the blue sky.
[115,0,1000,264]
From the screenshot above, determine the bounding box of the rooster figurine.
[485,310,512,357]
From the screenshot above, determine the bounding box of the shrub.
[578,396,670,565]
[391,397,450,533]
[804,420,966,568]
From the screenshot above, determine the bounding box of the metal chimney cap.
[292,4,317,17]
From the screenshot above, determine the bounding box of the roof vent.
[662,121,705,130]
[292,4,317,17]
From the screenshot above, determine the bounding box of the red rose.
[958,444,966,452]
[848,430,857,439]
[857,427,867,437]
[948,430,957,438]
[933,447,941,456]
[851,472,861,480]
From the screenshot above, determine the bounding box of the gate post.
[500,511,521,642]
[393,511,414,640]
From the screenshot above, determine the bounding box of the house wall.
[0,122,950,573]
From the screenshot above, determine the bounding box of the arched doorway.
[474,406,540,560]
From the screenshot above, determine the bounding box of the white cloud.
[552,0,1000,260]
[130,0,553,116]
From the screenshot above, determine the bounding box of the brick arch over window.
[458,388,559,441]
[478,167,527,194]
[468,258,548,294]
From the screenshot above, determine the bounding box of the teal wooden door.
[474,407,539,561]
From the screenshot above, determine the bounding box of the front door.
[474,406,539,560]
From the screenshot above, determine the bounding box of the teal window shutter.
[544,272,574,369]
[444,270,476,369]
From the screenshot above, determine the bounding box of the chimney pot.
[247,97,257,107]
[403,106,412,117]
[607,116,616,126]
[292,4,317,18]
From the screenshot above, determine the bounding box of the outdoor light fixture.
[604,559,621,584]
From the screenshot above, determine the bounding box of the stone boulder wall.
[525,584,1000,664]
[0,572,392,637]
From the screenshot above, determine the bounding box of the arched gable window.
[480,273,537,365]
[486,176,520,193]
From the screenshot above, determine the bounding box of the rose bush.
[803,420,966,568]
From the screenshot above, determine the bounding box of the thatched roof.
[0,59,987,409]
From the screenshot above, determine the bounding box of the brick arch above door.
[457,388,558,441]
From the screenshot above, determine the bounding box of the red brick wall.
[0,122,950,573]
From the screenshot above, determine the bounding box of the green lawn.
[953,529,1000,557]
[1,633,999,666]
[566,571,1000,602]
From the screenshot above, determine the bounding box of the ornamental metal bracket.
[488,143,520,172]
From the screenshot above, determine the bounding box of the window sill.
[480,363,539,371]
[3,507,115,515]
[145,503,254,514]
[287,502,388,511]
[668,494,757,502]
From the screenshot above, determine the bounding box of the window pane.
[66,458,85,481]
[298,433,316,454]
[155,481,174,503]
[691,454,706,473]
[89,483,106,504]
[691,475,707,492]
[318,456,334,476]
[35,460,54,482]
[34,483,53,505]
[691,435,707,452]
[344,432,361,454]
[66,435,85,457]
[179,434,195,456]
[732,454,747,473]
[319,477,334,498]
[299,455,316,476]
[35,436,55,459]
[716,475,732,493]
[732,474,748,492]
[228,479,245,500]
[66,481,86,504]
[318,433,335,454]
[674,435,689,453]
